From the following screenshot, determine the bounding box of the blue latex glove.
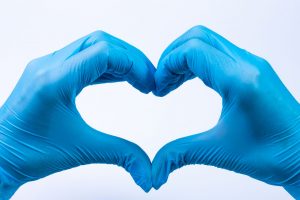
[152,25,300,198]
[0,31,155,199]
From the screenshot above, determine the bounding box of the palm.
[0,60,94,182]
[217,100,298,185]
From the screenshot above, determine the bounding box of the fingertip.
[153,59,189,97]
[152,177,166,190]
[141,182,152,193]
[132,76,155,94]
[151,170,168,190]
[153,184,161,190]
[153,79,181,97]
[151,152,170,190]
[122,144,153,192]
[152,71,171,97]
[129,163,152,192]
[143,74,156,94]
[152,89,169,97]
[135,176,152,193]
[126,58,156,94]
[146,62,157,94]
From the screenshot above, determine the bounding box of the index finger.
[57,31,156,94]
[159,25,241,64]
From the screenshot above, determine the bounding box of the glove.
[152,25,300,198]
[0,30,155,199]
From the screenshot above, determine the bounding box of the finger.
[152,128,250,190]
[63,40,155,95]
[54,31,155,88]
[74,126,152,192]
[154,38,235,97]
[51,31,117,60]
[52,34,92,60]
[87,31,155,88]
[159,25,241,63]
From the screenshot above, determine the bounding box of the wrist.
[284,112,300,199]
[0,166,22,200]
[284,185,300,199]
[0,106,23,199]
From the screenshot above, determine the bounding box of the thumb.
[152,127,251,190]
[73,125,152,192]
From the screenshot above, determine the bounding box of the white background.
[0,0,299,199]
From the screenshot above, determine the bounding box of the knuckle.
[187,25,215,48]
[234,65,262,102]
[96,40,111,51]
[234,57,272,102]
[184,38,203,53]
[257,57,272,70]
[91,30,108,41]
[182,39,206,63]
[84,30,109,46]
[27,67,61,99]
[190,25,209,33]
[93,41,111,62]
[34,70,54,90]
[189,25,210,37]
[25,58,40,72]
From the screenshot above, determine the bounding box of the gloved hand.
[152,25,300,198]
[0,30,155,199]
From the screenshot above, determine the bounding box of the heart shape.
[0,25,299,199]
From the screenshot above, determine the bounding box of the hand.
[152,25,300,198]
[0,31,155,199]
